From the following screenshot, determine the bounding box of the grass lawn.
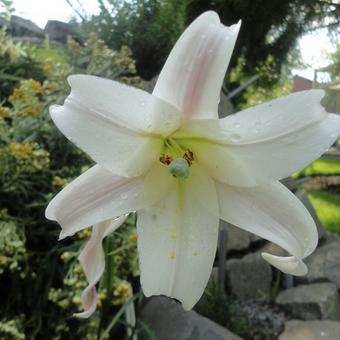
[293,157,340,178]
[308,190,340,234]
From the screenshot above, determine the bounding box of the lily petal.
[46,163,174,239]
[137,166,219,309]
[75,216,127,318]
[153,11,240,121]
[217,180,318,275]
[177,91,340,186]
[50,75,182,176]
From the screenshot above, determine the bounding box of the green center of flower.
[159,138,194,179]
[168,158,189,179]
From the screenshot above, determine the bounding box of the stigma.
[168,158,190,179]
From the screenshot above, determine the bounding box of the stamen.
[160,138,194,178]
[160,154,172,165]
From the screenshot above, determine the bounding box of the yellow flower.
[0,106,10,118]
[8,142,33,158]
[112,281,132,306]
[44,81,58,94]
[17,106,41,118]
[8,88,26,103]
[97,291,107,308]
[77,228,92,240]
[24,79,43,94]
[52,176,68,188]
[32,149,50,170]
[128,232,138,242]
[0,256,8,266]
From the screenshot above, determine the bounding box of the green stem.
[99,292,142,340]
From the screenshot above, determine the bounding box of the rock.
[298,242,340,288]
[279,320,340,340]
[239,300,285,340]
[324,230,340,244]
[295,190,325,240]
[10,15,44,40]
[226,252,272,300]
[280,177,311,191]
[139,296,244,340]
[276,282,340,320]
[45,20,79,44]
[225,223,251,252]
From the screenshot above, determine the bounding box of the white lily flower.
[46,11,340,317]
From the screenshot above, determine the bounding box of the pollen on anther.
[160,153,172,165]
[184,150,194,165]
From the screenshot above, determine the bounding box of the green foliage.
[78,0,340,84]
[325,45,340,83]
[67,32,143,87]
[188,0,340,81]
[0,316,25,340]
[228,54,293,109]
[84,0,187,79]
[0,0,13,20]
[0,30,45,100]
[196,279,249,335]
[0,30,143,339]
[293,158,340,178]
[308,190,340,234]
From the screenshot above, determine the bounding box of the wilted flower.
[46,11,340,317]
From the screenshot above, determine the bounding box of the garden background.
[0,0,340,339]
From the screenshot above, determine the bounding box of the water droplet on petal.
[120,193,128,200]
[233,122,241,129]
[230,133,241,141]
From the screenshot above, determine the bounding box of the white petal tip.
[58,230,70,241]
[199,11,220,22]
[67,74,86,86]
[181,301,194,311]
[73,309,95,319]
[49,104,60,113]
[45,198,58,220]
[262,252,308,276]
[234,19,242,28]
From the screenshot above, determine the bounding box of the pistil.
[159,138,194,179]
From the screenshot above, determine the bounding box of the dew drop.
[230,133,241,141]
[120,193,128,200]
[233,122,241,129]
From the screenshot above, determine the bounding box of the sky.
[12,0,336,81]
